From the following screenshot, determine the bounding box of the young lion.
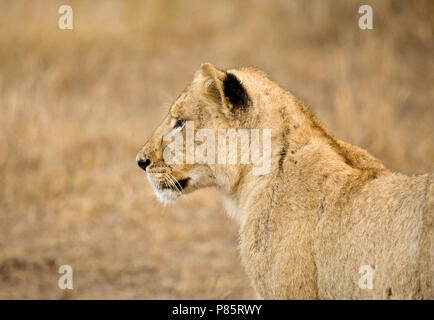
[136,63,433,299]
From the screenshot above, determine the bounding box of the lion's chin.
[153,188,181,205]
[146,175,191,205]
[147,179,181,205]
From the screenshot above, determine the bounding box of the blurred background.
[0,0,432,299]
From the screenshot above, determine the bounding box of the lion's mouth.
[162,178,190,191]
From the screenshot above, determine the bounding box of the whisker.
[164,175,178,192]
[169,173,184,193]
[166,174,182,194]
[162,174,174,190]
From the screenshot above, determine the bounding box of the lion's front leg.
[240,214,319,299]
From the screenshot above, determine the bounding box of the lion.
[136,63,433,299]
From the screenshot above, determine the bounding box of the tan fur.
[137,63,433,299]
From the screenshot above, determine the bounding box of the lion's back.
[314,172,433,299]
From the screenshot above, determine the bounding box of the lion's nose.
[137,158,151,171]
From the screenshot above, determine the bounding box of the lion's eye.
[174,119,185,129]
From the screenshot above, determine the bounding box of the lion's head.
[136,63,274,204]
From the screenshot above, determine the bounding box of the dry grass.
[0,0,432,299]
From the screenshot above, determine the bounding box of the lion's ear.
[198,63,227,106]
[197,63,251,111]
[222,72,251,109]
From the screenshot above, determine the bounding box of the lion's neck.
[217,99,386,224]
[218,135,352,224]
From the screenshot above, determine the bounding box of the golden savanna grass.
[0,0,433,299]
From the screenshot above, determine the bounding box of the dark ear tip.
[223,73,251,109]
